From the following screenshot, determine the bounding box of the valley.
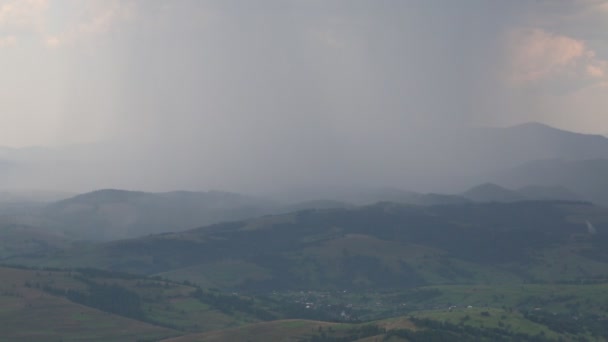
[3,197,608,340]
[4,0,608,339]
[2,263,607,341]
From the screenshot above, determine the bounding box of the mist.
[1,0,608,196]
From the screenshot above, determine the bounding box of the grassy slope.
[161,319,415,342]
[0,266,282,340]
[0,267,177,342]
[161,320,341,342]
[161,305,602,342]
[411,308,563,339]
[2,264,608,341]
[6,201,608,340]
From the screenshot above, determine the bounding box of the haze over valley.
[2,1,608,341]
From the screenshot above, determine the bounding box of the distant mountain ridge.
[461,183,582,203]
[0,179,595,246]
[457,122,608,204]
[0,121,607,242]
[17,188,475,241]
[41,189,277,240]
[462,183,525,202]
[1,122,608,196]
[2,182,590,243]
[495,158,608,205]
[449,122,608,188]
[475,122,608,162]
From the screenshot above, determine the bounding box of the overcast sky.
[1,0,608,193]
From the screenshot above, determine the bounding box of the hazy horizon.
[2,0,608,194]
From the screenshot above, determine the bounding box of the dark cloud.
[1,1,607,194]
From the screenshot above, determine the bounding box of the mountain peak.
[56,189,147,205]
[507,122,606,139]
[508,122,568,133]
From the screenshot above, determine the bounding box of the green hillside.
[17,200,608,291]
[3,263,606,341]
[0,222,71,260]
[6,200,608,340]
[0,266,176,341]
[0,265,302,339]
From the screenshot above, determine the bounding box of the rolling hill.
[5,188,475,242]
[16,200,608,292]
[5,199,608,340]
[0,266,177,341]
[4,263,606,341]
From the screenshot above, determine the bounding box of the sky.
[0,0,608,193]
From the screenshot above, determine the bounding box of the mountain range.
[3,122,608,340]
[0,181,584,245]
[13,200,606,292]
[2,121,608,197]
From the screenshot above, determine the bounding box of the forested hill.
[23,200,608,292]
